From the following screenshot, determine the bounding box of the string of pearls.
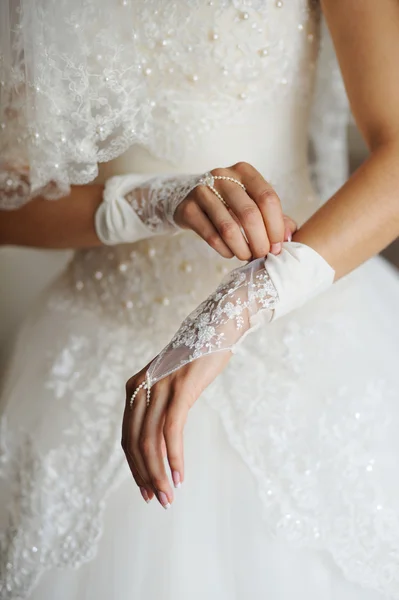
[129,374,151,409]
[199,173,246,208]
[213,175,246,191]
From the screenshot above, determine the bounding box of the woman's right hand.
[174,161,297,260]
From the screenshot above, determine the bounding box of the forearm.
[294,149,399,283]
[0,171,202,249]
[0,184,104,248]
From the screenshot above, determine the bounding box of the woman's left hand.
[122,350,232,508]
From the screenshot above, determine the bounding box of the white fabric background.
[0,248,70,373]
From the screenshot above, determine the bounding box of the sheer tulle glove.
[123,241,335,507]
[132,241,335,405]
[94,165,298,261]
[95,172,205,244]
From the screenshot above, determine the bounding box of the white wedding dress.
[1,1,399,599]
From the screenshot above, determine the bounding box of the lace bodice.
[0,0,348,208]
[61,0,349,333]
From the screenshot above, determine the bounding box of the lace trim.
[0,0,323,208]
[123,173,205,233]
[0,316,151,599]
[146,258,278,388]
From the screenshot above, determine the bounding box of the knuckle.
[221,248,234,258]
[180,199,196,220]
[210,166,226,177]
[163,419,179,437]
[219,220,239,239]
[257,188,280,208]
[252,243,270,258]
[236,249,252,261]
[166,453,179,467]
[232,161,251,174]
[195,184,208,202]
[206,233,221,248]
[152,476,167,490]
[139,436,153,456]
[239,205,260,224]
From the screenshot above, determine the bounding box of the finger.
[126,385,156,497]
[176,199,234,258]
[140,380,175,509]
[163,385,191,489]
[122,398,155,502]
[124,437,153,503]
[196,186,252,261]
[243,173,285,255]
[218,182,270,259]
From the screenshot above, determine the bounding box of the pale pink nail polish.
[172,470,181,488]
[140,487,151,503]
[287,232,292,242]
[270,242,282,255]
[158,490,171,509]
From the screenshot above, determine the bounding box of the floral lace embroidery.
[0,315,157,600]
[96,171,209,244]
[0,0,322,208]
[123,173,206,233]
[144,259,278,390]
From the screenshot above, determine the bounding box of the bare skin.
[123,0,399,509]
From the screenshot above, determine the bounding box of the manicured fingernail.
[284,227,292,242]
[172,470,181,488]
[158,490,171,509]
[140,487,151,503]
[270,242,282,255]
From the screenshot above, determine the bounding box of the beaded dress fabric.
[1,1,399,599]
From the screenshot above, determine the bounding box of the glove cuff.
[265,241,335,321]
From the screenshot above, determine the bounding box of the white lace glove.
[95,172,209,245]
[130,242,335,406]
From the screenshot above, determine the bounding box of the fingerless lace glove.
[130,242,335,406]
[95,172,207,245]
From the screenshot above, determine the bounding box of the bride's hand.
[174,162,297,260]
[122,350,232,508]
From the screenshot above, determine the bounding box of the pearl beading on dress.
[0,0,320,209]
